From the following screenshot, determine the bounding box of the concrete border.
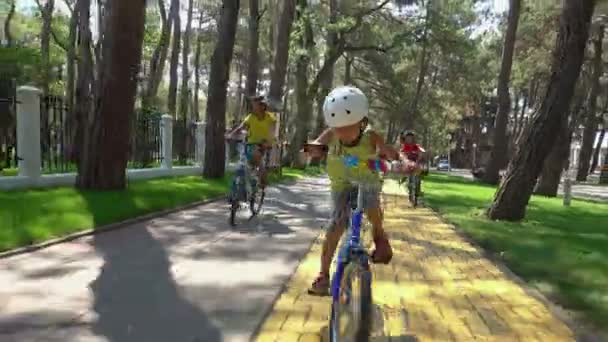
[424,203,606,342]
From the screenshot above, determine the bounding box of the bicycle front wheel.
[330,261,372,342]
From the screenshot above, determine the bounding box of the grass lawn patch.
[0,168,18,177]
[0,167,321,252]
[421,173,608,332]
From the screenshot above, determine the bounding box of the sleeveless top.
[325,128,381,191]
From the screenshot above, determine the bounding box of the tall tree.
[535,83,587,196]
[314,0,338,136]
[203,0,240,178]
[4,0,16,47]
[406,0,433,129]
[268,0,297,102]
[143,0,173,108]
[192,11,204,121]
[66,5,78,117]
[245,0,261,97]
[289,0,315,165]
[167,0,181,117]
[483,0,521,184]
[487,0,596,221]
[179,0,195,119]
[76,0,147,189]
[590,127,606,173]
[37,0,55,98]
[577,24,605,181]
[73,0,94,164]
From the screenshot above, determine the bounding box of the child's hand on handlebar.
[302,142,328,159]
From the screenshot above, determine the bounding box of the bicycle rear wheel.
[229,199,238,226]
[407,177,415,207]
[329,261,372,342]
[229,176,243,226]
[249,188,265,217]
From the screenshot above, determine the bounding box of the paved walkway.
[255,191,575,341]
[0,178,330,342]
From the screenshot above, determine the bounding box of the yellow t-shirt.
[244,112,276,144]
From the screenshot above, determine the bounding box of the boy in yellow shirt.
[305,86,399,295]
[226,95,276,187]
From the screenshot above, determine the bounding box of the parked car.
[436,159,450,171]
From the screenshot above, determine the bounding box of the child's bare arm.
[312,128,334,145]
[370,131,399,160]
[227,122,247,137]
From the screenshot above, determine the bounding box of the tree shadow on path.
[83,191,223,342]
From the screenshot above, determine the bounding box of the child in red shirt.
[399,130,425,174]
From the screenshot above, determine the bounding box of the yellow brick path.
[254,192,574,342]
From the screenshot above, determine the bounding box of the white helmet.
[323,86,368,128]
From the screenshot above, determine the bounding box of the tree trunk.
[179,0,194,120]
[40,0,54,97]
[576,24,604,181]
[193,13,203,122]
[167,0,181,117]
[268,0,296,102]
[536,91,586,196]
[344,54,353,84]
[236,65,245,117]
[483,0,521,185]
[143,0,172,108]
[76,0,146,189]
[407,0,432,129]
[38,0,55,159]
[245,0,261,97]
[4,0,15,47]
[288,0,314,166]
[203,0,240,178]
[590,128,606,173]
[535,116,571,196]
[313,0,338,137]
[66,7,78,116]
[74,0,94,165]
[487,0,595,221]
[514,88,528,141]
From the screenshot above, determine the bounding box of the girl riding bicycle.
[226,95,276,188]
[304,86,400,296]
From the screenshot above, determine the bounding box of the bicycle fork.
[331,208,365,301]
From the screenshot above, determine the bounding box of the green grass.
[422,173,608,332]
[0,167,321,252]
[0,168,18,177]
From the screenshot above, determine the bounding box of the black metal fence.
[40,95,75,173]
[0,79,17,173]
[173,118,196,165]
[2,91,195,174]
[129,111,163,169]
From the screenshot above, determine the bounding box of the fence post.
[195,121,205,167]
[160,114,173,169]
[16,86,42,179]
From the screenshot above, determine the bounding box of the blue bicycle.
[329,154,387,342]
[227,139,269,226]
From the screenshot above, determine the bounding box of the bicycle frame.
[230,141,253,200]
[230,141,271,199]
[330,176,370,301]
